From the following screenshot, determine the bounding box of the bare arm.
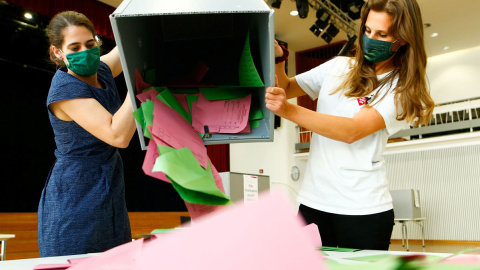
[50,91,136,148]
[274,40,306,99]
[265,86,386,143]
[100,46,123,78]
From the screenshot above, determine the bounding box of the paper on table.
[303,223,322,247]
[238,32,264,87]
[152,147,231,205]
[135,68,151,94]
[191,92,251,134]
[142,139,169,183]
[149,97,208,168]
[138,191,326,270]
[67,238,144,270]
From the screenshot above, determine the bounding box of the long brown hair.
[46,11,99,67]
[335,0,434,126]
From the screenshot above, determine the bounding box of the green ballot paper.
[152,147,231,205]
[239,32,264,87]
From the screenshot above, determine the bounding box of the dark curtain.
[1,0,230,212]
[7,0,116,40]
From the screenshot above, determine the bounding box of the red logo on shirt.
[357,97,367,106]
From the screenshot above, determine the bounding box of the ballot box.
[110,0,275,150]
[219,172,270,204]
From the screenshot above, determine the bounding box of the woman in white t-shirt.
[265,0,434,250]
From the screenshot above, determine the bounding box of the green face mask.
[61,46,100,77]
[362,34,399,63]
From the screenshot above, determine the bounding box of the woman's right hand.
[274,40,284,58]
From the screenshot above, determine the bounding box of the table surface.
[0,234,16,241]
[0,249,453,270]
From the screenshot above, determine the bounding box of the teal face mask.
[61,46,100,77]
[362,34,399,63]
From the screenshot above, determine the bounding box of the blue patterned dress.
[38,62,131,257]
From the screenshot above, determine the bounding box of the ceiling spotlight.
[315,9,330,29]
[24,12,33,20]
[310,25,321,37]
[271,0,282,9]
[321,32,333,43]
[290,10,299,16]
[326,23,340,37]
[430,33,438,37]
[296,0,309,19]
[443,46,450,50]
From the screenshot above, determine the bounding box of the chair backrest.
[390,189,422,219]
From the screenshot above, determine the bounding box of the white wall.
[427,46,480,104]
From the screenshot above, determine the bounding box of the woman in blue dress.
[38,11,136,257]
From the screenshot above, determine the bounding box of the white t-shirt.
[295,56,406,215]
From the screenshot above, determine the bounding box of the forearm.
[111,92,137,148]
[283,103,360,143]
[275,62,289,90]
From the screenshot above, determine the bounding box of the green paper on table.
[320,246,361,252]
[141,100,154,140]
[199,86,251,101]
[239,32,264,87]
[150,229,175,234]
[156,89,192,124]
[344,254,400,262]
[152,147,231,205]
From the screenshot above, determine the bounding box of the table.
[0,234,15,261]
[394,217,426,251]
[0,249,451,270]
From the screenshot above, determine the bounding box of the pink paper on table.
[138,191,326,270]
[135,68,152,94]
[33,264,71,270]
[136,88,159,103]
[192,92,251,134]
[302,223,322,248]
[142,139,169,183]
[68,238,144,270]
[444,254,480,264]
[150,98,208,169]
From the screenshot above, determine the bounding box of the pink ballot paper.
[142,139,169,183]
[42,192,326,270]
[192,92,251,134]
[139,191,326,270]
[150,97,208,168]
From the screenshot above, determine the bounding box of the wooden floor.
[389,239,480,254]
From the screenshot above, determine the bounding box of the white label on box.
[243,175,258,204]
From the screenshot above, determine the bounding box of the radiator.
[385,144,480,241]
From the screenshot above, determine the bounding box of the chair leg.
[421,220,425,248]
[401,221,405,250]
[0,240,5,261]
[405,222,409,251]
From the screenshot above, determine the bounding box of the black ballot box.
[110,0,275,150]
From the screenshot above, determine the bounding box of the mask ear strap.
[392,39,403,52]
[58,49,70,66]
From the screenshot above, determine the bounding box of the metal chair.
[390,189,426,251]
